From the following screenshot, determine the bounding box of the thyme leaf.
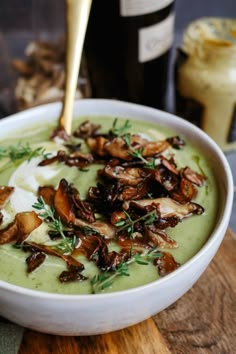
[32,196,74,254]
[115,210,157,237]
[0,142,49,162]
[110,118,132,137]
[122,134,156,169]
[0,143,51,173]
[91,248,162,293]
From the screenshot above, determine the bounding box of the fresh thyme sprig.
[0,142,49,162]
[110,118,132,136]
[91,248,162,293]
[123,133,156,169]
[0,142,50,173]
[32,196,74,254]
[115,210,157,237]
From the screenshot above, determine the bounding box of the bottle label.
[120,0,174,17]
[138,13,175,63]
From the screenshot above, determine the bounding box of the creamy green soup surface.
[0,116,218,294]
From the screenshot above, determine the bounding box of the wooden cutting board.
[19,229,236,354]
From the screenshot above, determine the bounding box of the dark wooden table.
[18,228,236,354]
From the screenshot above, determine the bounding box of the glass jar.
[175,17,236,151]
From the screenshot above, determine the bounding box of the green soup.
[0,117,218,294]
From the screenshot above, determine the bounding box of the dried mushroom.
[12,38,91,111]
[0,211,42,245]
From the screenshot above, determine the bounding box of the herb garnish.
[115,210,157,237]
[91,248,162,293]
[0,142,50,173]
[123,134,156,169]
[32,196,74,254]
[110,118,132,136]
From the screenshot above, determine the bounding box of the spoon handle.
[59,0,92,135]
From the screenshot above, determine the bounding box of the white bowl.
[0,99,233,335]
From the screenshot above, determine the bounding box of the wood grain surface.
[19,229,236,354]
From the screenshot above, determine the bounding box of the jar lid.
[182,17,236,56]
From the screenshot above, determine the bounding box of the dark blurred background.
[175,0,235,32]
[0,0,235,109]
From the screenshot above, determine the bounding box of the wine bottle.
[84,0,175,110]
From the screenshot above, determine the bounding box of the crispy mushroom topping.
[54,179,75,224]
[153,252,180,276]
[0,211,42,245]
[118,182,149,201]
[100,165,148,186]
[0,186,14,208]
[73,120,101,139]
[26,251,46,273]
[103,136,132,160]
[74,218,116,239]
[86,136,108,157]
[70,186,95,223]
[166,136,185,149]
[26,241,84,269]
[123,197,204,219]
[181,167,206,186]
[78,235,129,272]
[59,265,88,283]
[0,186,15,225]
[38,186,55,207]
[145,227,178,249]
[39,149,93,168]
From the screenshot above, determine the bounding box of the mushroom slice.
[159,155,178,175]
[0,186,14,208]
[154,168,178,191]
[74,218,116,239]
[0,186,15,225]
[26,251,46,273]
[104,137,131,160]
[39,150,93,168]
[86,136,108,157]
[59,265,87,283]
[179,178,197,201]
[123,197,204,219]
[78,235,128,272]
[78,235,107,259]
[0,221,18,244]
[73,120,101,139]
[66,151,94,167]
[54,179,75,224]
[118,181,149,201]
[38,150,65,166]
[104,135,170,160]
[142,140,170,157]
[166,136,185,149]
[145,227,178,249]
[0,211,42,245]
[26,241,84,269]
[154,252,180,276]
[38,185,55,207]
[100,165,146,186]
[70,187,95,223]
[181,167,206,186]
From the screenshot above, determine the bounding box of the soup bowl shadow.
[0,99,233,335]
